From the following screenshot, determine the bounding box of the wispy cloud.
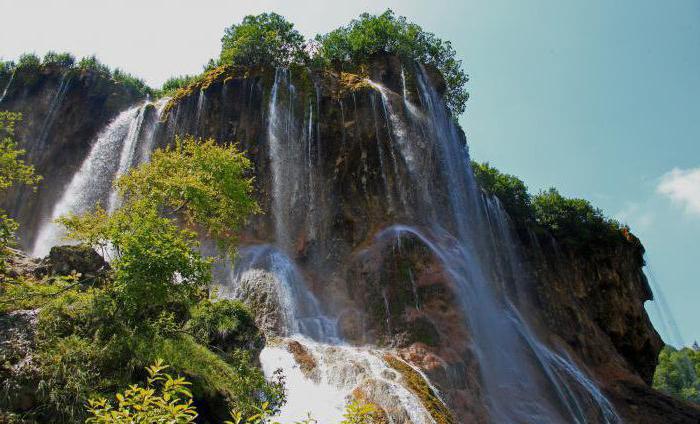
[657,167,700,216]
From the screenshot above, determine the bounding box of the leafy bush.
[112,68,153,97]
[532,188,624,249]
[86,359,198,423]
[77,55,111,75]
[187,298,261,352]
[58,201,210,323]
[316,9,469,116]
[160,74,197,96]
[653,345,700,404]
[42,51,76,68]
[0,135,275,422]
[219,13,308,68]
[470,161,627,250]
[471,161,532,223]
[16,53,41,71]
[116,135,261,252]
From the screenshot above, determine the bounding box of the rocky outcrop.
[41,244,109,280]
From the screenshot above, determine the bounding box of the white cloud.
[657,168,700,216]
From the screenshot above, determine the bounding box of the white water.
[362,64,620,423]
[221,245,339,343]
[260,337,439,424]
[34,73,72,156]
[32,100,165,257]
[0,72,14,104]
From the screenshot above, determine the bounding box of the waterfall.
[0,71,14,104]
[219,245,339,343]
[362,64,621,424]
[32,100,165,257]
[260,337,440,424]
[33,73,72,157]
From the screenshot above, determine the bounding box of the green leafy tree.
[0,111,41,268]
[316,9,469,116]
[653,345,700,404]
[16,53,41,71]
[115,135,260,252]
[219,13,308,68]
[42,51,76,68]
[532,188,624,249]
[86,359,198,423]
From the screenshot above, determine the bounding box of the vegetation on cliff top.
[162,10,468,117]
[0,52,153,97]
[471,161,631,252]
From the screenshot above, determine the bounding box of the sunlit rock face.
[6,55,700,423]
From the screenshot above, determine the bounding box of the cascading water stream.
[212,69,445,423]
[33,73,72,157]
[364,64,621,423]
[0,72,14,104]
[32,100,165,257]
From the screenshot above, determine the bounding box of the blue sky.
[2,0,698,344]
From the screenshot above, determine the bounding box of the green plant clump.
[0,135,278,422]
[219,12,307,69]
[653,344,700,404]
[316,9,468,116]
[471,160,628,251]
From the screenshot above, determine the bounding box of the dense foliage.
[0,52,153,97]
[219,12,307,68]
[115,136,260,253]
[531,188,625,249]
[0,136,281,422]
[168,11,468,116]
[86,360,198,423]
[316,10,468,116]
[0,111,40,269]
[160,74,198,96]
[653,345,700,404]
[471,161,627,250]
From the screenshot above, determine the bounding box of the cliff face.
[3,56,699,423]
[0,65,144,249]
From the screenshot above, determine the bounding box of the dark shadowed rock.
[41,244,109,279]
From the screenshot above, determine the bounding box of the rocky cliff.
[2,56,699,423]
[0,65,145,249]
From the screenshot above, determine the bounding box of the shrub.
[16,53,41,71]
[219,12,308,68]
[0,112,40,268]
[115,135,261,253]
[42,51,75,68]
[112,68,152,97]
[471,161,532,223]
[85,359,198,423]
[532,188,624,249]
[77,55,111,75]
[187,298,262,352]
[161,74,197,96]
[653,345,700,404]
[316,9,469,116]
